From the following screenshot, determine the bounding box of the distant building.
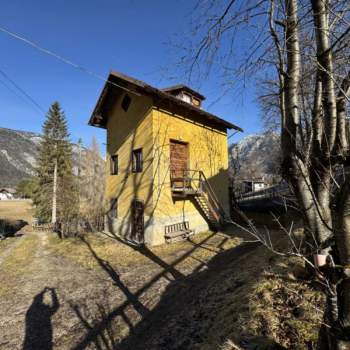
[0,188,16,200]
[242,179,266,193]
[89,71,242,245]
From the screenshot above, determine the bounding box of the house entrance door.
[132,199,144,243]
[170,140,189,188]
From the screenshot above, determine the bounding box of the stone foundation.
[106,210,210,246]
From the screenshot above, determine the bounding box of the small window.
[132,148,143,173]
[121,94,131,112]
[109,198,118,219]
[192,97,200,107]
[182,93,191,103]
[111,155,118,175]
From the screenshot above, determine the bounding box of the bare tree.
[79,137,106,232]
[177,0,350,348]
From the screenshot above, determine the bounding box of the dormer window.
[162,84,205,109]
[192,97,200,107]
[181,93,191,104]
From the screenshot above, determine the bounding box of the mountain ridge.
[0,127,85,188]
[229,131,281,183]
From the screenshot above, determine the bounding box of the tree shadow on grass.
[70,231,225,349]
[117,239,262,350]
[70,225,284,350]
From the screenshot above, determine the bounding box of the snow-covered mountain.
[229,131,281,182]
[0,127,87,188]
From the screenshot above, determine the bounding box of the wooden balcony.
[170,168,228,228]
[170,169,202,198]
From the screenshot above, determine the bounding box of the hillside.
[229,131,281,183]
[0,127,87,188]
[0,128,41,187]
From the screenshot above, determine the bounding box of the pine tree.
[33,102,74,222]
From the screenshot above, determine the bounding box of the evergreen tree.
[33,102,74,222]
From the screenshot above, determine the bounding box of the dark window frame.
[121,94,131,112]
[132,148,143,173]
[111,155,118,175]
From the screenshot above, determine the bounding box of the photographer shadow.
[22,287,60,350]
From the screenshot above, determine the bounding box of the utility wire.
[0,26,139,96]
[0,68,45,113]
[0,74,44,114]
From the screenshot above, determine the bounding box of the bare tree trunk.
[52,159,57,225]
[311,0,338,155]
[332,180,350,349]
[178,0,350,347]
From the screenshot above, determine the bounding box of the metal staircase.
[170,169,227,230]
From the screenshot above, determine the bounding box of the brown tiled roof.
[89,71,243,132]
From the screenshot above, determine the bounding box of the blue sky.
[0,0,262,150]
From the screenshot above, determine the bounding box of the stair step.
[165,230,192,239]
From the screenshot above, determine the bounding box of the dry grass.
[0,200,326,349]
[0,234,38,296]
[0,200,33,224]
[48,231,242,271]
[47,227,324,349]
[203,234,325,350]
[0,237,15,252]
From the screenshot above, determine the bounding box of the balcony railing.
[170,169,227,225]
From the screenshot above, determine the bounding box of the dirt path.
[0,230,135,350]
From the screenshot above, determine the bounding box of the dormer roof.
[162,84,205,101]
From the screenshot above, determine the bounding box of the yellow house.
[89,71,242,246]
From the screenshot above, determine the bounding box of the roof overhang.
[89,71,243,132]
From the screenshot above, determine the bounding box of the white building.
[242,179,266,193]
[0,188,16,200]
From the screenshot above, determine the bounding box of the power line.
[0,74,44,114]
[0,68,45,113]
[0,26,139,96]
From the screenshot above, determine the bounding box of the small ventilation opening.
[121,94,131,112]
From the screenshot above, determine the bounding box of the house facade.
[89,71,242,245]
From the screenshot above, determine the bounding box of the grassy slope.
[48,229,325,349]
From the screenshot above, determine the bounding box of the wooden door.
[170,140,189,188]
[132,199,144,243]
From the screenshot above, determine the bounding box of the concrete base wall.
[106,210,210,246]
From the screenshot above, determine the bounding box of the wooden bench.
[165,221,193,243]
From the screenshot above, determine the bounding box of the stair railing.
[170,169,201,190]
[197,170,228,224]
[170,168,227,225]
